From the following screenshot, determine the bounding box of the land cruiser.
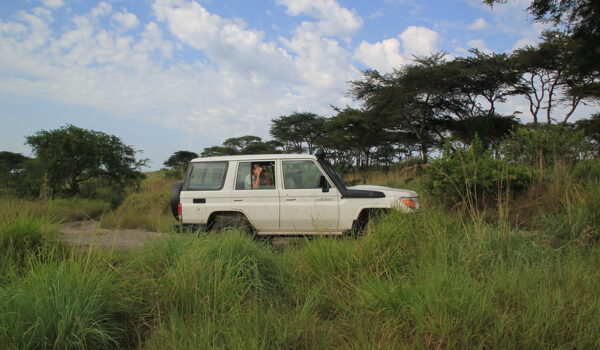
[170,151,419,235]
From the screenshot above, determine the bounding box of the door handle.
[286,197,296,201]
[233,198,243,202]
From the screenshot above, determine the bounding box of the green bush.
[422,139,531,208]
[500,124,591,167]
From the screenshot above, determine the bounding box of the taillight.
[401,199,415,208]
[177,202,182,221]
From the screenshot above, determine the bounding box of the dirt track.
[58,221,298,250]
[58,221,167,250]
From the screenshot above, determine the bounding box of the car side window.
[187,161,228,190]
[235,161,276,190]
[282,160,326,189]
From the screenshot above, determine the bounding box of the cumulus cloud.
[277,0,363,36]
[469,18,488,30]
[41,0,65,9]
[113,11,140,30]
[467,39,492,53]
[354,38,407,72]
[354,26,439,73]
[0,0,361,147]
[399,26,439,57]
[90,2,112,18]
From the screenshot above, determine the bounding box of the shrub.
[500,124,591,168]
[422,138,531,208]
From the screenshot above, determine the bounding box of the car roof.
[190,153,317,162]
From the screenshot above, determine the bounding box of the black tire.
[170,181,184,219]
[211,214,252,234]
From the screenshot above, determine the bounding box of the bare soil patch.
[58,221,310,250]
[58,220,167,250]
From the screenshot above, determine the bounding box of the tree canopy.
[25,124,147,195]
[163,151,199,169]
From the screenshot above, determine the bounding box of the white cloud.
[41,0,65,9]
[467,39,485,49]
[276,0,363,36]
[113,11,140,30]
[354,26,439,73]
[0,0,361,148]
[354,38,407,72]
[399,26,439,57]
[469,18,488,30]
[467,39,492,54]
[90,2,112,18]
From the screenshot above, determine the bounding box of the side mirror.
[319,175,330,192]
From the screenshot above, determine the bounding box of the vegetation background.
[1,0,599,348]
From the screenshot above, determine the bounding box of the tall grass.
[1,166,598,349]
[100,171,177,231]
[133,211,599,349]
[0,196,109,222]
[0,257,129,350]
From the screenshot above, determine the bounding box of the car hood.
[347,185,418,198]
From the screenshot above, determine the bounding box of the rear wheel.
[211,213,252,234]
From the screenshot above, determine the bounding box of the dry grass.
[99,171,178,232]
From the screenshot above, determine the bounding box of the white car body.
[177,153,419,235]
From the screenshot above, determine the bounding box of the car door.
[230,160,280,232]
[279,159,339,232]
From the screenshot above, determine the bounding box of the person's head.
[253,163,264,174]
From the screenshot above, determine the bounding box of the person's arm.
[252,167,262,188]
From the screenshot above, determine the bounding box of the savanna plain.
[1,149,599,350]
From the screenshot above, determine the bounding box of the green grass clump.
[0,257,129,350]
[155,232,283,317]
[538,182,600,245]
[0,210,58,284]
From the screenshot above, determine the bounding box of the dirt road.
[58,221,299,250]
[58,221,167,250]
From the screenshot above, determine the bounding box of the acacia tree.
[351,54,453,162]
[448,50,521,118]
[270,112,326,153]
[325,107,388,167]
[486,0,600,98]
[201,135,279,157]
[25,125,147,195]
[510,31,596,124]
[163,151,199,169]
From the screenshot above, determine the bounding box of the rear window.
[186,162,228,190]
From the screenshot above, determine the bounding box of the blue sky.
[0,0,584,169]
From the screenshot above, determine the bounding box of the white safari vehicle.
[170,151,419,236]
